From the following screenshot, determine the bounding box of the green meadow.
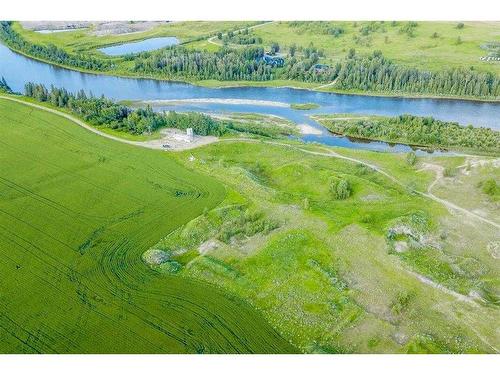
[250,21,500,74]
[150,141,500,353]
[0,98,296,353]
[1,96,498,354]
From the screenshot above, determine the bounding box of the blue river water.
[1,43,498,153]
[98,37,180,56]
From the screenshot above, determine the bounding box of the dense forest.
[133,43,333,82]
[318,114,500,153]
[334,51,500,98]
[0,21,113,71]
[133,48,500,97]
[23,82,229,136]
[1,22,499,98]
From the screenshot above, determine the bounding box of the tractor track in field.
[0,97,298,353]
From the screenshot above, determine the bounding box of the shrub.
[481,179,498,196]
[391,290,415,314]
[443,167,456,177]
[330,178,352,200]
[406,151,417,166]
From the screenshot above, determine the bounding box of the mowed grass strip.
[0,98,297,353]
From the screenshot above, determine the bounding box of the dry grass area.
[431,157,500,222]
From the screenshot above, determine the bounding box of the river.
[1,43,498,153]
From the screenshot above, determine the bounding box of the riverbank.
[313,114,500,156]
[2,40,499,104]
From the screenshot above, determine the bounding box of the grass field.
[0,98,297,353]
[12,21,258,55]
[249,21,500,75]
[17,20,499,75]
[143,140,500,353]
[1,96,498,353]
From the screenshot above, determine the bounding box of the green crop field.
[0,98,297,354]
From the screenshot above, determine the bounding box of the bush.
[406,151,417,166]
[443,167,456,177]
[330,178,351,200]
[481,179,498,196]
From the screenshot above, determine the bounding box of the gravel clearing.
[20,21,170,36]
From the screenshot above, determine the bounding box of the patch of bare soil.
[90,21,170,36]
[198,239,221,255]
[146,128,218,151]
[142,249,169,265]
[20,21,91,31]
[20,21,170,36]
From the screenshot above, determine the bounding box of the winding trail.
[4,94,497,230]
[417,162,500,230]
[207,21,276,47]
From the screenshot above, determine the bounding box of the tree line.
[334,51,500,98]
[22,82,290,138]
[320,113,499,153]
[0,76,12,93]
[23,82,229,136]
[0,21,112,71]
[133,45,336,83]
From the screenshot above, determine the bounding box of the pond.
[98,36,180,56]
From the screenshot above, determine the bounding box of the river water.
[1,43,498,153]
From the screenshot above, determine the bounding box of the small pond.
[99,37,180,56]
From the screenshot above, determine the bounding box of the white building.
[172,128,195,143]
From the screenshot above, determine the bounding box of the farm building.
[261,54,285,67]
[314,63,330,72]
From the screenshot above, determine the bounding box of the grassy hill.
[0,97,296,353]
[157,141,500,353]
[248,21,500,75]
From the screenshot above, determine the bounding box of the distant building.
[172,128,195,143]
[261,54,285,67]
[313,64,330,72]
[186,128,194,142]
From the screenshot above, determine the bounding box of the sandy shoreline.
[144,98,291,108]
[297,124,323,135]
